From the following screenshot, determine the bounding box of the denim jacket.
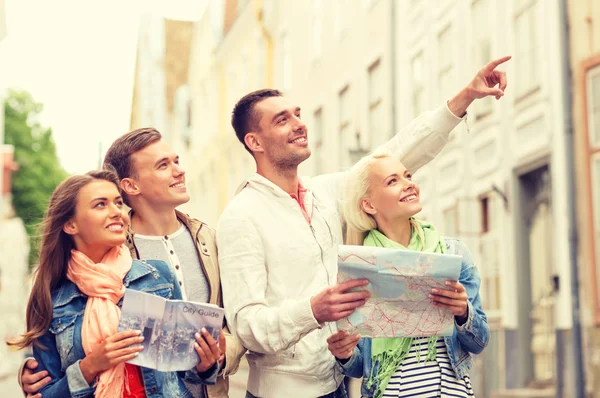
[339,238,490,397]
[33,259,218,398]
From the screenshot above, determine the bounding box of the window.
[279,32,292,91]
[472,0,493,119]
[339,86,352,169]
[438,25,455,140]
[411,51,425,117]
[228,156,237,201]
[312,0,322,60]
[183,100,192,150]
[587,64,600,312]
[226,66,237,118]
[334,0,350,39]
[313,108,324,174]
[368,59,384,146]
[438,25,454,104]
[481,196,489,233]
[592,155,600,295]
[479,195,501,314]
[443,205,458,238]
[186,100,192,128]
[587,65,600,148]
[256,30,267,87]
[514,1,539,97]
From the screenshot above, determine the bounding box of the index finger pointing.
[483,55,512,73]
[336,279,370,292]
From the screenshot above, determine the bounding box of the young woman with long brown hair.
[8,170,221,397]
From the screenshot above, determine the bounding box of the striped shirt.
[383,337,475,398]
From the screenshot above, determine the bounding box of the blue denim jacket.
[33,259,217,398]
[339,238,490,397]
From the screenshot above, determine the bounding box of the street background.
[1,1,600,397]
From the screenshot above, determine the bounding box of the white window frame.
[368,59,384,146]
[313,108,324,174]
[411,51,425,118]
[471,0,493,120]
[514,0,540,99]
[478,195,502,318]
[312,0,322,61]
[591,153,600,309]
[338,85,352,169]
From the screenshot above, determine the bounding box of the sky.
[0,0,206,174]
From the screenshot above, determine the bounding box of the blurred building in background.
[130,0,599,396]
[0,0,31,382]
[0,0,6,218]
[569,0,600,397]
[130,15,195,146]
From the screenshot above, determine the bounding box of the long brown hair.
[8,170,120,349]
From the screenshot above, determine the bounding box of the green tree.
[4,89,68,267]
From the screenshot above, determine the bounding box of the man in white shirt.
[216,57,510,398]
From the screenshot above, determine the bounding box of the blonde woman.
[327,152,489,398]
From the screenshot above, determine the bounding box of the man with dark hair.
[231,89,283,153]
[217,56,511,398]
[20,128,246,398]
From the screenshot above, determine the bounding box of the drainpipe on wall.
[558,0,585,397]
[390,0,397,137]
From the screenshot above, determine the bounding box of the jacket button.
[201,241,206,246]
[150,386,157,394]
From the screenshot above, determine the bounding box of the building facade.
[178,0,271,226]
[135,0,596,396]
[569,0,600,397]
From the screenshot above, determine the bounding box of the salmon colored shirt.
[289,182,311,224]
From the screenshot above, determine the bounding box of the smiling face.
[246,96,311,170]
[125,139,190,210]
[64,179,128,252]
[361,157,422,222]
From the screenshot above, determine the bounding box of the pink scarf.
[67,245,132,398]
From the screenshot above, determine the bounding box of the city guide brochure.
[118,289,224,372]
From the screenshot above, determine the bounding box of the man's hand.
[448,55,512,117]
[194,328,221,374]
[310,279,370,323]
[326,331,360,360]
[21,359,50,398]
[429,280,469,324]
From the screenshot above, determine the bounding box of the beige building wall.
[569,0,600,396]
[173,0,584,396]
[181,0,271,226]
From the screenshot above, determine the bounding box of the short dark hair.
[103,127,162,205]
[231,89,283,153]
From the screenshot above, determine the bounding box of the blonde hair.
[343,151,393,245]
[343,151,423,247]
